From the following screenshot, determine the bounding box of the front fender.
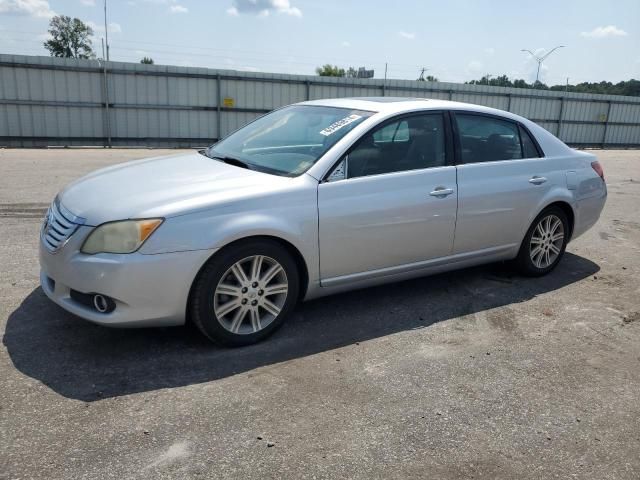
[139,186,320,290]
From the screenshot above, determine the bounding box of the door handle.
[529,176,547,185]
[429,187,454,197]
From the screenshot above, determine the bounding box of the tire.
[516,206,569,277]
[190,239,300,347]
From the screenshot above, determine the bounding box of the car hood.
[59,152,293,225]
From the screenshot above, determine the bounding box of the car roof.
[298,96,574,161]
[298,96,521,121]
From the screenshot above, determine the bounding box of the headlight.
[81,219,163,254]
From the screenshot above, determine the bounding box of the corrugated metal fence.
[1,54,639,148]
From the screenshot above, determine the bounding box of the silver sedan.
[39,98,607,345]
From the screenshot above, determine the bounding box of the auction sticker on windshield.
[319,114,362,136]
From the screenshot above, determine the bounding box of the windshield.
[205,105,374,176]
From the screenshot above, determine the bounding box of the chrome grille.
[41,199,80,253]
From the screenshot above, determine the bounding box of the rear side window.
[455,114,523,163]
[519,125,541,158]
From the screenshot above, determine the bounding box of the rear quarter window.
[519,125,542,158]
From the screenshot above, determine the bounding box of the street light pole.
[520,45,565,85]
[103,0,110,61]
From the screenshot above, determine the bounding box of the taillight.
[591,161,604,181]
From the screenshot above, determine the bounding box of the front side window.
[206,105,374,177]
[455,114,523,163]
[346,113,446,179]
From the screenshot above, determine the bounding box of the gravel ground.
[1,148,639,479]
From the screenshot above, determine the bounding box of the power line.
[0,27,429,72]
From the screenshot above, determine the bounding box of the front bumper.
[39,226,216,327]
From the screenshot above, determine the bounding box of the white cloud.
[227,0,302,17]
[0,0,55,18]
[581,25,628,38]
[87,21,122,34]
[484,47,495,55]
[398,31,415,40]
[169,4,187,13]
[80,0,96,6]
[341,41,351,47]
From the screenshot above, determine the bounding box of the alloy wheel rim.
[213,255,288,335]
[530,214,564,269]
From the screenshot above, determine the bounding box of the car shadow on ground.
[4,253,599,402]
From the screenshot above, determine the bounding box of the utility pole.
[418,67,428,81]
[520,45,565,86]
[103,0,110,61]
[485,74,494,85]
[566,77,569,92]
[383,62,388,97]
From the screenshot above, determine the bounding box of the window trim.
[321,110,454,182]
[451,110,545,165]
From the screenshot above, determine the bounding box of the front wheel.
[516,207,569,277]
[190,240,300,346]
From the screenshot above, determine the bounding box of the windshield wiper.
[209,154,252,170]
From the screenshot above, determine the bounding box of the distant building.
[356,67,374,79]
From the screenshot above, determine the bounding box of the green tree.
[512,78,531,89]
[140,57,154,64]
[44,15,95,59]
[465,74,639,97]
[316,64,345,77]
[425,75,439,82]
[493,75,511,87]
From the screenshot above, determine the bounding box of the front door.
[318,112,458,283]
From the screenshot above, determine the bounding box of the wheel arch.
[185,234,310,323]
[538,200,575,241]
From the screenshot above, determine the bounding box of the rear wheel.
[190,240,299,346]
[516,207,569,276]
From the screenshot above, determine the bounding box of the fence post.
[557,97,565,141]
[506,93,512,112]
[602,100,612,148]
[305,80,310,100]
[448,90,453,101]
[101,60,112,148]
[216,73,221,142]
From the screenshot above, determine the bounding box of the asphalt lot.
[1,148,639,479]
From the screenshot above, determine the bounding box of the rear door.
[452,112,554,254]
[317,112,458,283]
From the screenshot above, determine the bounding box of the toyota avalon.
[39,98,607,345]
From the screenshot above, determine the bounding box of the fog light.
[70,290,116,313]
[93,294,109,313]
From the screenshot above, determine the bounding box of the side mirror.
[326,157,347,182]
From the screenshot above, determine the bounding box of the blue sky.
[0,0,638,85]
